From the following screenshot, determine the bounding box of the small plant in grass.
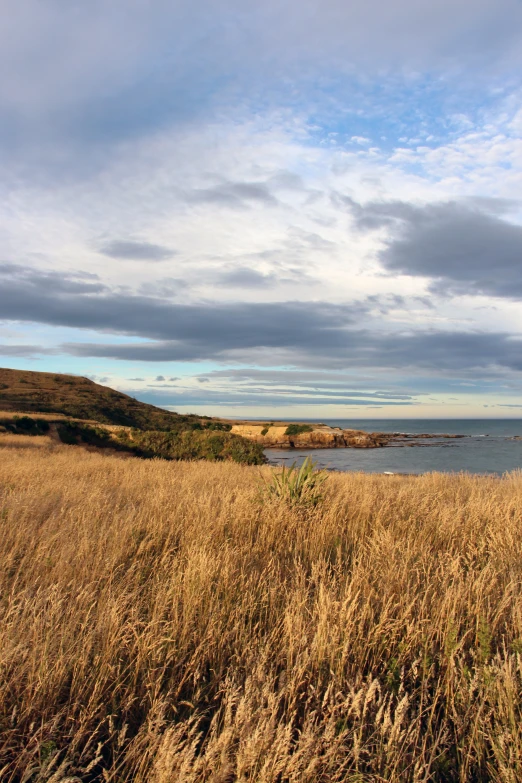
[261,456,328,507]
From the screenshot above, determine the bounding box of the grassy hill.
[0,367,266,464]
[0,367,207,430]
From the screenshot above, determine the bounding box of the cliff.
[230,423,391,449]
[229,423,467,450]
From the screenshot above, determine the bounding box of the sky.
[2,0,522,419]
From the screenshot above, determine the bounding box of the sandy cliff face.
[230,424,390,449]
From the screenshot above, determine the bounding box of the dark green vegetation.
[0,415,50,436]
[284,423,313,436]
[120,428,264,464]
[0,368,265,465]
[58,421,265,465]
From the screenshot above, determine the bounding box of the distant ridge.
[0,367,198,430]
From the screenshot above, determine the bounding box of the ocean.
[264,419,522,475]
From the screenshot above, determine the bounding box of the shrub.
[115,428,265,465]
[56,421,118,449]
[203,421,232,432]
[261,456,327,507]
[284,424,313,437]
[0,416,50,436]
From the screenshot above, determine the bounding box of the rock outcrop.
[230,423,468,450]
[230,423,391,449]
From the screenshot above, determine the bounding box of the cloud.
[2,1,521,423]
[0,264,106,295]
[2,0,522,201]
[98,240,175,261]
[198,367,418,397]
[1,263,521,375]
[63,329,522,377]
[138,278,188,297]
[155,375,165,381]
[131,387,415,409]
[0,344,50,356]
[188,180,278,209]
[0,263,362,347]
[127,377,145,381]
[345,198,522,299]
[215,268,280,288]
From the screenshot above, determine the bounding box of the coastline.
[229,421,467,450]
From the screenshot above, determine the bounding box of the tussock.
[1,443,522,781]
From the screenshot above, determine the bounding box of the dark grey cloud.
[189,181,278,209]
[63,329,522,377]
[344,198,522,299]
[155,375,165,381]
[0,263,106,295]
[0,344,50,356]
[364,293,435,314]
[2,263,522,376]
[215,268,280,288]
[98,241,175,261]
[0,264,362,351]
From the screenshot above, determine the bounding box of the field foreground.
[1,444,522,782]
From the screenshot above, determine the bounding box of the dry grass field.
[1,442,522,782]
[0,433,54,449]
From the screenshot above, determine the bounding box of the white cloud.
[2,3,522,414]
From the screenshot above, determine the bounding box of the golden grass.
[0,433,54,449]
[0,410,68,421]
[1,444,522,782]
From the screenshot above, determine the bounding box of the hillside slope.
[0,367,201,430]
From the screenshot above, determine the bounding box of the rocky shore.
[229,423,465,450]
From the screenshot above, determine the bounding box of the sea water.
[264,419,522,475]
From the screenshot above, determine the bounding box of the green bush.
[261,456,328,507]
[52,421,265,465]
[284,424,313,437]
[115,428,265,465]
[56,422,119,448]
[203,421,232,432]
[0,416,50,436]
